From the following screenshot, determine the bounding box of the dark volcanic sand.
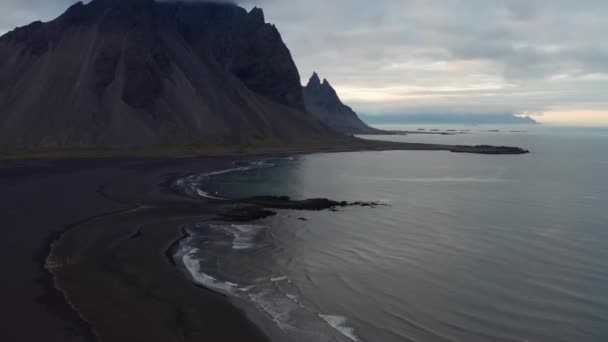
[0,157,270,342]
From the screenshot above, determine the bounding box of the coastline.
[47,205,277,342]
[0,157,277,342]
[0,136,529,161]
[42,154,374,342]
[43,157,281,342]
[11,141,529,342]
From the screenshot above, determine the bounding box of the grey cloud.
[261,0,608,119]
[0,0,607,122]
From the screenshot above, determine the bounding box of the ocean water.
[174,125,608,342]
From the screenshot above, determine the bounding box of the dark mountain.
[0,0,336,150]
[303,73,384,135]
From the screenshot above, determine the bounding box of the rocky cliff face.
[165,2,305,110]
[303,73,383,135]
[0,0,330,150]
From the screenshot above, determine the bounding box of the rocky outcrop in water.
[449,145,530,154]
[218,195,386,222]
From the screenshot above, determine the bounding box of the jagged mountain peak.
[303,73,383,135]
[305,72,341,103]
[0,0,331,149]
[321,78,338,95]
[306,72,335,91]
[249,6,265,22]
[308,72,321,87]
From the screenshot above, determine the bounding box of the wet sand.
[0,157,271,342]
[48,205,275,342]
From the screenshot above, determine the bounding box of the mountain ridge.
[303,72,384,135]
[0,0,334,150]
[0,0,530,157]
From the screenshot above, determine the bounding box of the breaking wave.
[174,220,360,342]
[173,159,281,200]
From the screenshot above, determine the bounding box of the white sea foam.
[179,241,359,342]
[174,164,253,199]
[202,165,253,177]
[182,249,240,294]
[270,276,289,282]
[174,158,287,200]
[232,224,265,233]
[195,188,224,200]
[319,315,359,341]
[240,285,256,292]
[232,241,256,250]
[209,224,267,250]
[248,288,297,332]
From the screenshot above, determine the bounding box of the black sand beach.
[0,157,272,342]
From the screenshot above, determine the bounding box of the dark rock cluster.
[449,145,530,154]
[217,195,386,222]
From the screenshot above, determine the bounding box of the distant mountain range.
[360,114,539,125]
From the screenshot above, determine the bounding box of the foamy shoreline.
[170,162,362,342]
[43,157,274,342]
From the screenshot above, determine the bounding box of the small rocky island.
[449,145,529,154]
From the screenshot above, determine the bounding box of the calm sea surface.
[175,125,608,342]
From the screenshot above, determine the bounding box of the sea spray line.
[173,157,373,341]
[210,223,268,250]
[320,315,360,342]
[174,158,290,200]
[271,276,289,282]
[177,220,362,341]
[182,250,241,294]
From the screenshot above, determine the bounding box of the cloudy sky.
[1,0,607,125]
